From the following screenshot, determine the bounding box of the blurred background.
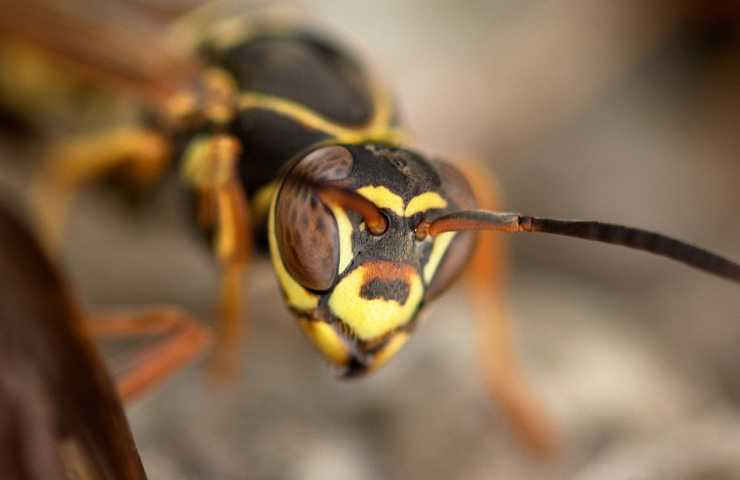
[1,1,740,479]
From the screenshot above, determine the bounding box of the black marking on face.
[359,278,411,303]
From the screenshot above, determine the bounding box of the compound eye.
[274,146,354,291]
[424,160,478,300]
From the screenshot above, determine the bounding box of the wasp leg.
[88,306,211,403]
[31,126,171,253]
[181,134,251,379]
[461,162,559,457]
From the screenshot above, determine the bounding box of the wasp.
[16,1,740,456]
[0,199,211,479]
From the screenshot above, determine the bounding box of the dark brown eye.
[274,146,354,291]
[424,160,478,300]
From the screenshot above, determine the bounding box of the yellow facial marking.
[369,333,409,372]
[353,189,448,220]
[356,185,405,216]
[328,263,423,340]
[405,192,448,217]
[328,204,354,275]
[423,232,457,284]
[299,319,350,366]
[268,189,319,311]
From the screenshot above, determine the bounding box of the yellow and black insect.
[15,1,740,455]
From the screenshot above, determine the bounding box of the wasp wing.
[0,0,200,103]
[0,202,147,480]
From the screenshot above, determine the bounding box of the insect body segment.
[183,24,404,198]
[269,145,477,374]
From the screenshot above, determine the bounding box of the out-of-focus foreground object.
[0,200,148,479]
[0,0,200,136]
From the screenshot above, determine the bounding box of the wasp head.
[268,144,478,376]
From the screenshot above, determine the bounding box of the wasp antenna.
[418,210,740,284]
[317,186,388,235]
[284,171,388,235]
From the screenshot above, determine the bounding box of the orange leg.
[88,306,211,403]
[213,252,248,379]
[31,126,171,254]
[181,134,252,379]
[462,163,559,457]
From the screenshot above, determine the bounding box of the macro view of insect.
[2,1,740,479]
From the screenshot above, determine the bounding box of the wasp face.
[269,144,477,375]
